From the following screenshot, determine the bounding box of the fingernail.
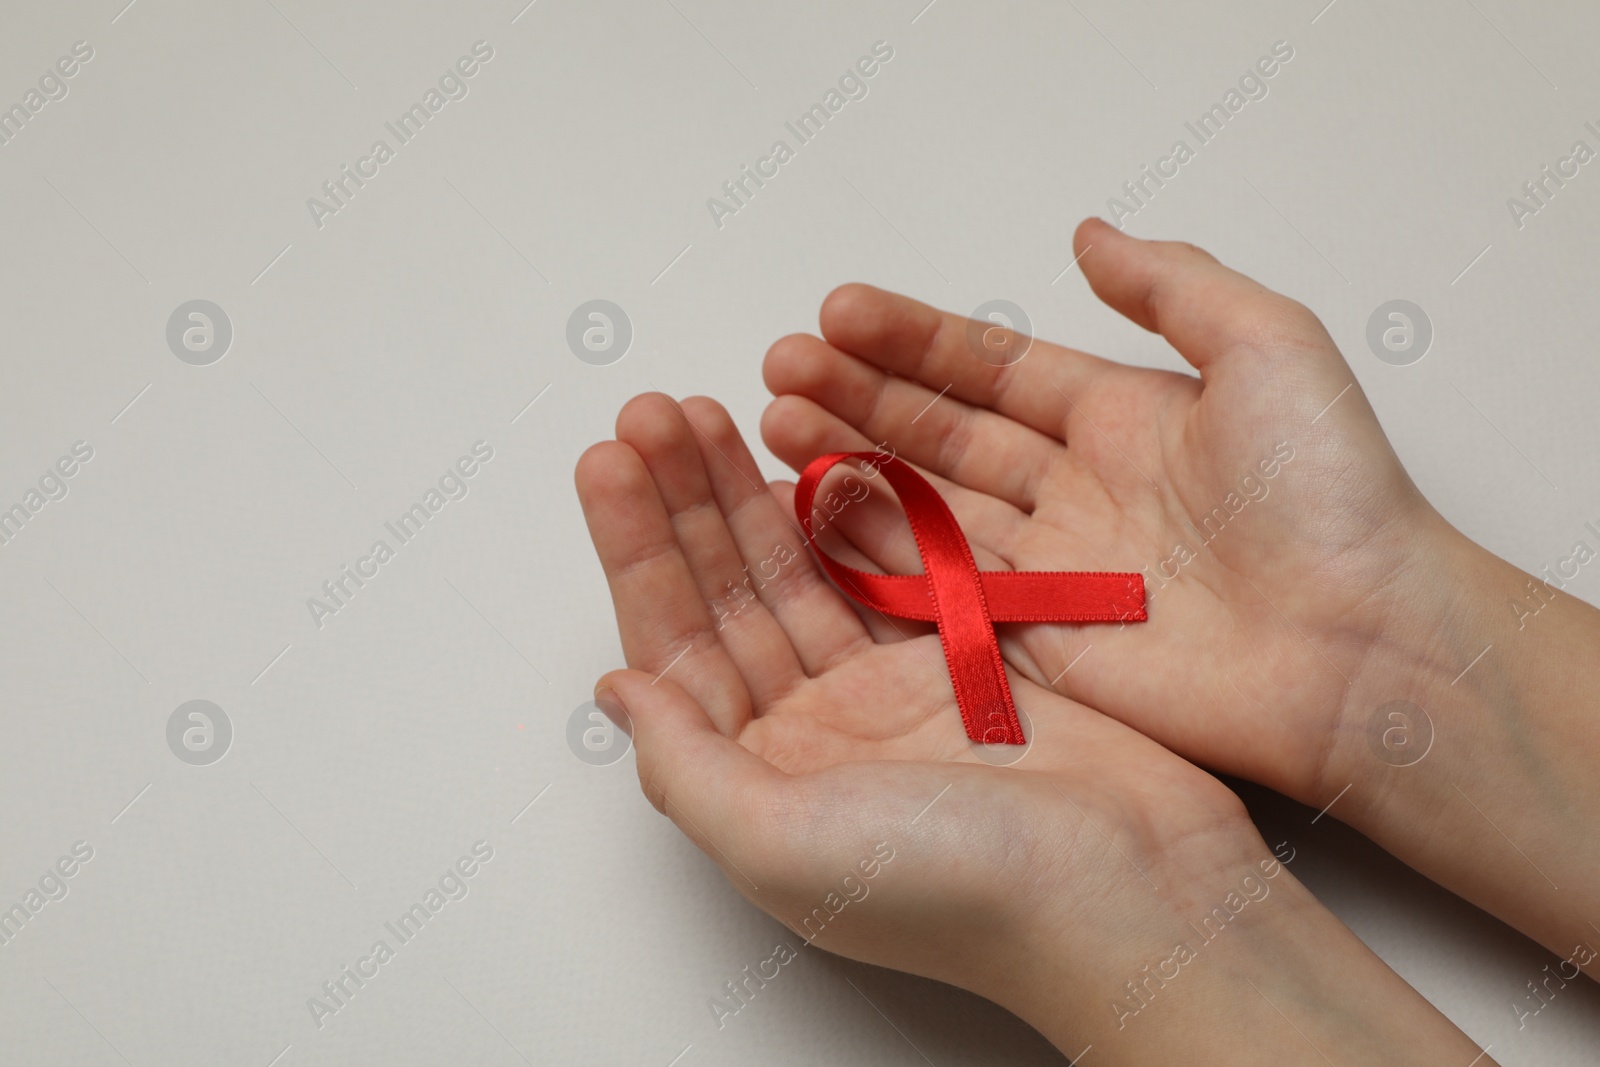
[593,687,633,737]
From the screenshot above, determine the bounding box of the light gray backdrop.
[2,1,1598,1064]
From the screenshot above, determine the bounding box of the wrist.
[1323,517,1491,797]
[985,813,1272,1056]
[1325,518,1600,962]
[1001,822,1488,1065]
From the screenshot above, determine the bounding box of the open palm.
[575,391,1259,998]
[759,219,1442,805]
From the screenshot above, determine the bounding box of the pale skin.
[576,218,1599,1062]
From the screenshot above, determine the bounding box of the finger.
[597,671,785,895]
[574,439,752,735]
[614,394,806,709]
[808,283,1123,435]
[1074,217,1343,379]
[675,395,875,675]
[760,394,1028,565]
[768,479,938,647]
[763,332,1062,511]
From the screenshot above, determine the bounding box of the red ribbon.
[795,452,1146,745]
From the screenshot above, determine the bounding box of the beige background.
[2,0,1598,1063]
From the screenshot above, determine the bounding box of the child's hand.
[761,217,1432,805]
[575,393,1492,1064]
[759,218,1600,972]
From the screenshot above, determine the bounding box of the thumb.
[596,670,784,882]
[1074,217,1343,381]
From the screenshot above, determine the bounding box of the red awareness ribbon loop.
[795,452,1146,745]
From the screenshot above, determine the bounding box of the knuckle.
[1162,239,1218,265]
[1231,294,1331,356]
